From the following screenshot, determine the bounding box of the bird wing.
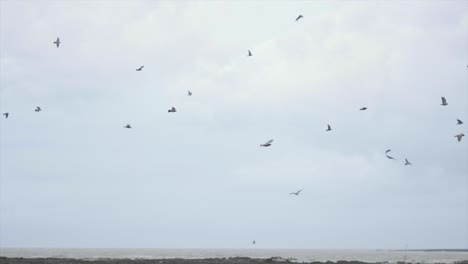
[297,189,303,194]
[442,97,446,104]
[456,135,462,142]
[264,139,273,145]
[386,149,391,154]
[327,124,331,129]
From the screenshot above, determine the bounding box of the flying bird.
[457,119,463,125]
[326,124,332,131]
[441,97,448,106]
[2,112,9,119]
[260,139,273,147]
[248,50,252,57]
[124,124,132,129]
[385,149,391,154]
[385,150,396,160]
[35,106,42,112]
[455,133,465,142]
[168,106,177,113]
[360,107,367,111]
[252,240,255,245]
[136,65,144,71]
[404,158,412,166]
[290,189,303,195]
[188,90,192,96]
[295,15,303,21]
[53,37,60,48]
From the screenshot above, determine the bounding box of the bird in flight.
[260,139,273,147]
[457,119,463,125]
[136,66,144,71]
[385,150,396,160]
[326,124,332,131]
[188,90,192,96]
[53,37,60,48]
[124,124,132,129]
[168,106,177,113]
[290,189,303,195]
[248,50,252,57]
[454,133,465,142]
[441,97,448,106]
[35,106,42,112]
[404,158,412,166]
[2,112,9,119]
[252,240,255,245]
[360,107,367,111]
[296,15,303,21]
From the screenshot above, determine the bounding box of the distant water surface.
[1,248,467,263]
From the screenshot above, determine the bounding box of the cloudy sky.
[0,0,467,249]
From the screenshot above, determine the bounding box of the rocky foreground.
[1,257,468,264]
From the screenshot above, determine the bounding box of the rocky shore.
[1,257,468,264]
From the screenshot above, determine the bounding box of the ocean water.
[1,248,468,263]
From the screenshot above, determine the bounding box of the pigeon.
[290,189,303,195]
[441,97,448,106]
[2,113,9,119]
[188,90,192,96]
[295,15,303,21]
[53,37,60,48]
[260,139,273,147]
[457,119,463,125]
[454,133,465,142]
[136,66,144,71]
[124,124,132,129]
[404,158,412,166]
[360,107,367,111]
[326,124,332,131]
[248,50,252,57]
[35,106,42,112]
[168,106,177,113]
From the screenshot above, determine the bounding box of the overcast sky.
[0,0,467,249]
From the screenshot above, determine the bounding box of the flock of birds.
[1,15,466,185]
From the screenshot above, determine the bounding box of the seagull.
[188,90,192,96]
[260,139,273,147]
[385,150,396,160]
[124,124,132,129]
[295,15,303,21]
[136,65,144,71]
[457,119,463,125]
[404,158,412,166]
[2,112,9,119]
[454,133,465,142]
[248,50,252,57]
[53,37,60,48]
[360,107,367,111]
[35,106,42,112]
[326,124,332,131]
[290,189,303,195]
[168,106,177,113]
[441,97,448,106]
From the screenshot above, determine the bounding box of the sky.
[0,0,467,249]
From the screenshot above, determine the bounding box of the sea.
[1,248,468,263]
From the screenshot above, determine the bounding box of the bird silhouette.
[360,107,367,111]
[248,50,252,57]
[168,106,177,113]
[260,139,273,147]
[35,106,42,112]
[455,133,465,142]
[136,66,144,71]
[2,112,9,119]
[385,150,396,160]
[124,124,132,129]
[53,37,60,48]
[296,15,303,21]
[457,119,463,125]
[404,158,412,166]
[188,90,192,96]
[326,124,332,131]
[290,189,303,195]
[441,97,448,106]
